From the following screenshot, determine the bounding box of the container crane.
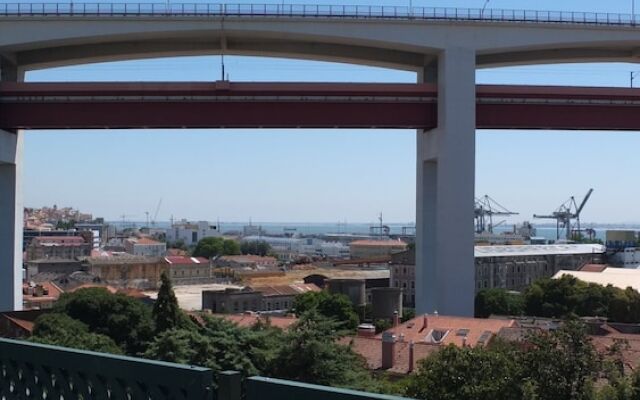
[474,195,518,233]
[533,188,594,240]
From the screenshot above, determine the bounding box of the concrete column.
[0,129,23,311]
[415,47,476,317]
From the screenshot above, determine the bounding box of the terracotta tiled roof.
[128,237,162,245]
[0,310,48,336]
[68,284,118,294]
[379,314,517,347]
[341,336,439,374]
[580,264,609,272]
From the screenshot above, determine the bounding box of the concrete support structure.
[416,48,476,316]
[0,129,22,312]
[0,57,22,312]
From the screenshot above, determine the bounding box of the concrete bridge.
[3,3,640,315]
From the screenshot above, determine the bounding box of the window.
[456,328,470,337]
[192,232,198,243]
[426,329,450,344]
[411,281,414,289]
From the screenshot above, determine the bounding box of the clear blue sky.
[21,0,640,225]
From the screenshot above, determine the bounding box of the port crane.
[474,195,518,233]
[533,188,594,241]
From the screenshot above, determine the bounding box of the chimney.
[357,324,376,338]
[408,341,415,373]
[420,314,428,332]
[393,310,400,327]
[381,332,396,369]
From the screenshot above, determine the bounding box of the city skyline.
[21,0,640,224]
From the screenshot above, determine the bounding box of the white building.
[610,248,640,269]
[242,236,350,259]
[124,237,166,257]
[166,220,221,246]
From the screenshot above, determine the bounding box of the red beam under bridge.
[1,82,640,130]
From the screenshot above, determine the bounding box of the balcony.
[0,338,409,400]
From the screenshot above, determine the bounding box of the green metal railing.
[246,377,408,400]
[0,338,412,400]
[0,338,214,399]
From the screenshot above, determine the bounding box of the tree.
[240,240,272,257]
[293,291,359,330]
[31,313,122,354]
[144,314,286,385]
[523,275,640,323]
[55,219,76,230]
[268,312,376,390]
[223,239,241,256]
[153,272,186,334]
[475,288,524,318]
[406,344,522,400]
[193,237,225,258]
[54,287,155,355]
[521,321,601,400]
[193,237,242,258]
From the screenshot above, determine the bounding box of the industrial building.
[26,236,92,261]
[201,283,320,313]
[85,255,167,289]
[391,244,606,307]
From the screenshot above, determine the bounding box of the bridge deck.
[2,82,640,130]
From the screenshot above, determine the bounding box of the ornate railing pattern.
[0,2,638,27]
[0,338,214,399]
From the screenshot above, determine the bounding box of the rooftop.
[553,267,640,291]
[218,255,277,264]
[164,256,209,265]
[126,237,163,245]
[250,283,320,297]
[474,244,605,258]
[380,314,517,347]
[86,255,163,265]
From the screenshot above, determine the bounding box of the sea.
[109,220,640,242]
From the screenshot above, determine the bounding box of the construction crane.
[151,198,162,226]
[474,195,518,233]
[533,188,594,241]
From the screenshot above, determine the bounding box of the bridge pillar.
[0,58,22,312]
[415,48,476,317]
[0,129,23,312]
